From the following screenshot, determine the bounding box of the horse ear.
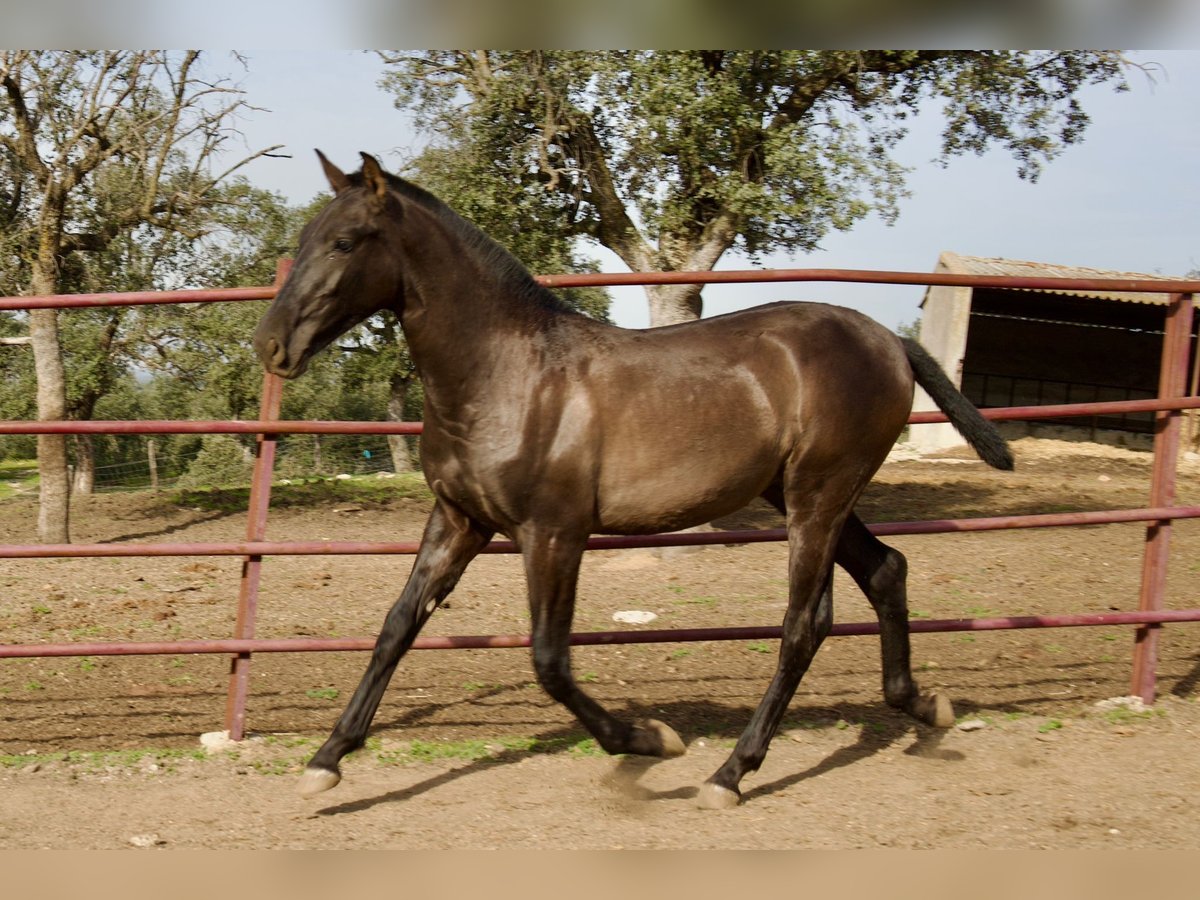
[359,152,389,209]
[315,149,351,195]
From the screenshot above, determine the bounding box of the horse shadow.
[309,695,966,817]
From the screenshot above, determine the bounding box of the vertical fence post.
[223,260,290,740]
[1131,292,1195,703]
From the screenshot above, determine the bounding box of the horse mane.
[346,168,579,321]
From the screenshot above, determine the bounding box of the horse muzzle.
[253,332,309,379]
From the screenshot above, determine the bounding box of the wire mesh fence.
[83,435,412,493]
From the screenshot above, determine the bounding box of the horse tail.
[901,337,1014,471]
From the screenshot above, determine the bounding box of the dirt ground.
[1,437,1199,849]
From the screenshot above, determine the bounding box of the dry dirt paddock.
[0,437,1198,849]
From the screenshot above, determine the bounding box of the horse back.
[578,302,914,532]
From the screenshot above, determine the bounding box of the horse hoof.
[640,719,686,758]
[696,781,741,810]
[911,691,955,728]
[297,766,341,797]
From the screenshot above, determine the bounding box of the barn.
[910,251,1200,453]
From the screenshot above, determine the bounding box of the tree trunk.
[148,438,159,491]
[386,373,415,473]
[72,434,95,494]
[646,283,705,327]
[29,305,71,544]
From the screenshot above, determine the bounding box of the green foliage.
[380,51,1129,296]
[0,53,346,494]
[175,434,253,489]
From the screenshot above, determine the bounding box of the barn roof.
[931,251,1178,306]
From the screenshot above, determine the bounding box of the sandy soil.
[1,437,1198,849]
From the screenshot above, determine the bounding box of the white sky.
[226,49,1200,331]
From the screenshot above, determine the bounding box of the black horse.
[253,152,1012,809]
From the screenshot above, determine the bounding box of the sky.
[225,49,1200,331]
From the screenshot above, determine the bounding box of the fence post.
[1130,292,1195,703]
[223,260,290,740]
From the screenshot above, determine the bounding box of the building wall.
[910,287,1170,452]
[910,282,973,452]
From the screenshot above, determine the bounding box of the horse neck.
[389,203,554,404]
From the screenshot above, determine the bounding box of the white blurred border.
[1,0,1198,49]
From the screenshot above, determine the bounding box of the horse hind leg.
[836,513,954,728]
[697,493,839,810]
[757,490,954,730]
[521,527,686,760]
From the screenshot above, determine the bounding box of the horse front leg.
[521,528,686,759]
[298,501,493,797]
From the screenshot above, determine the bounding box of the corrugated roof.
[933,251,1178,305]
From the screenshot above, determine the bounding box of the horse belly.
[594,406,781,534]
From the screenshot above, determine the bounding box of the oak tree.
[379,51,1130,326]
[0,50,281,541]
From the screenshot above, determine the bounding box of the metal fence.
[1,263,1198,740]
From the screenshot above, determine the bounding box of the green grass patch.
[0,747,206,771]
[305,687,340,701]
[679,595,719,607]
[0,731,607,778]
[263,734,318,751]
[1102,706,1165,726]
[0,458,38,501]
[371,733,604,765]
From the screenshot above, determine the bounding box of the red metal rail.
[3,610,1198,661]
[11,269,1199,310]
[5,395,1200,436]
[4,505,1200,559]
[1,268,1196,739]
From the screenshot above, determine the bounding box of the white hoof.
[696,781,741,810]
[911,691,956,728]
[296,766,341,798]
[642,719,686,758]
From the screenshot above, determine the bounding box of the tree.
[379,51,1130,326]
[0,51,281,541]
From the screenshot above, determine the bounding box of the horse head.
[253,150,405,378]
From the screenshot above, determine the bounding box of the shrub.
[176,434,253,488]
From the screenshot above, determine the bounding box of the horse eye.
[333,238,354,253]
